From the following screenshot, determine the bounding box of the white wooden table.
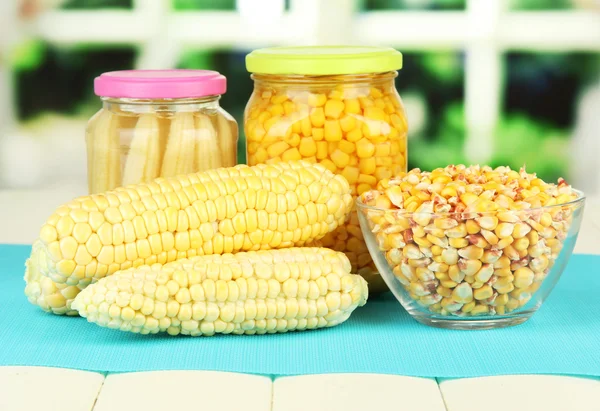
[1,187,599,411]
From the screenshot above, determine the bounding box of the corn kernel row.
[72,248,368,336]
[245,83,408,291]
[359,165,579,316]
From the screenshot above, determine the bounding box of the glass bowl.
[356,190,586,330]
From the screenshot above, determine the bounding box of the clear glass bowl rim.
[355,188,586,216]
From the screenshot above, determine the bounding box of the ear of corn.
[195,114,222,171]
[161,112,197,178]
[25,161,353,315]
[122,114,162,186]
[72,248,368,336]
[88,110,121,194]
[216,112,238,167]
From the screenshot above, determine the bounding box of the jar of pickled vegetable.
[88,69,238,194]
[244,46,408,292]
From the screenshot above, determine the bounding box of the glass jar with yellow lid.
[244,46,408,292]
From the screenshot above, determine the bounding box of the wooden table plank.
[93,370,272,411]
[439,375,600,411]
[272,374,447,411]
[0,366,104,411]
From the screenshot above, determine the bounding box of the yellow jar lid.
[245,46,403,75]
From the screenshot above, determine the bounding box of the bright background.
[0,0,598,195]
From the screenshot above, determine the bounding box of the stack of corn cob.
[24,161,369,336]
[87,110,238,194]
[246,84,409,293]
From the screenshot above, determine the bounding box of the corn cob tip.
[24,241,81,315]
[72,247,368,336]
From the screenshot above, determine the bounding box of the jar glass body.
[244,72,408,292]
[86,96,238,194]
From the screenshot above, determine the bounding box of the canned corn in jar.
[244,46,408,292]
[88,69,238,194]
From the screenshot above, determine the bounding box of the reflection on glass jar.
[244,47,408,292]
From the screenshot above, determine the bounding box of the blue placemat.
[1,244,599,378]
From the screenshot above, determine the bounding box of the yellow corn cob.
[195,113,222,171]
[122,114,162,186]
[161,112,196,178]
[88,110,121,193]
[24,161,353,315]
[72,248,368,336]
[216,112,237,167]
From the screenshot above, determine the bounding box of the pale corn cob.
[179,114,196,175]
[25,161,354,315]
[156,115,171,156]
[216,112,237,167]
[195,113,222,171]
[72,248,368,336]
[89,110,121,193]
[122,114,162,186]
[161,112,196,178]
[144,116,163,180]
[86,112,99,192]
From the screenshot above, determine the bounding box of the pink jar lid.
[94,69,227,99]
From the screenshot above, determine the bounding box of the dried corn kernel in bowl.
[244,46,408,292]
[356,165,586,329]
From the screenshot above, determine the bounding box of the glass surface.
[244,72,408,292]
[357,191,586,329]
[86,97,238,193]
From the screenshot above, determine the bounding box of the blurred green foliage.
[173,0,236,10]
[509,0,572,9]
[61,0,132,9]
[420,52,463,84]
[505,53,599,128]
[363,0,465,9]
[15,46,135,119]
[173,0,291,11]
[9,40,46,71]
[491,114,570,182]
[11,0,599,183]
[395,52,464,140]
[409,103,570,182]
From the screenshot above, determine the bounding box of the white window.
[1,0,599,192]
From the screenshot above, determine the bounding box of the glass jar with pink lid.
[87,69,238,194]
